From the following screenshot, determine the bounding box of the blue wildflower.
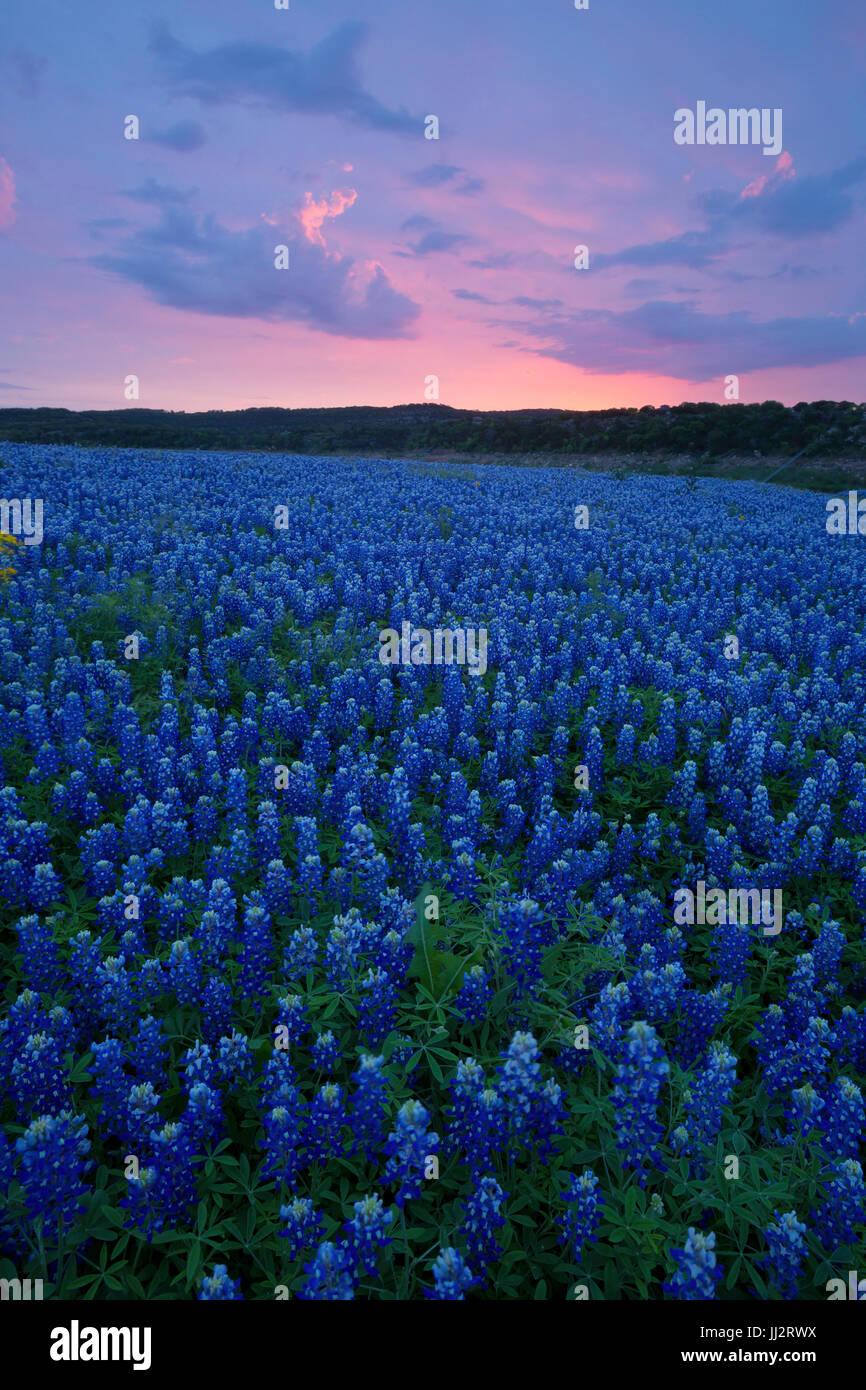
[425,1247,479,1300]
[199,1265,242,1300]
[663,1228,723,1300]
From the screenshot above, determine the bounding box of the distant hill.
[1,399,864,459]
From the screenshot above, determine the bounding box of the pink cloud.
[0,157,17,228]
[740,150,795,201]
[298,188,358,246]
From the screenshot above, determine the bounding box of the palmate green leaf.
[428,949,467,998]
[750,1265,769,1299]
[425,1053,443,1083]
[66,1273,103,1294]
[186,1241,204,1286]
[488,985,512,1016]
[87,1225,122,1244]
[222,1219,249,1246]
[407,885,455,996]
[500,1249,524,1271]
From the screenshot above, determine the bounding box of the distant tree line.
[0,400,864,458]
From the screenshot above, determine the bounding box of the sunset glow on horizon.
[1,0,864,413]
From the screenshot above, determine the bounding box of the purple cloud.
[510,295,564,311]
[118,179,195,205]
[150,21,419,134]
[148,119,207,152]
[406,164,464,186]
[397,214,472,256]
[592,159,866,284]
[701,157,866,238]
[405,164,485,195]
[467,252,519,270]
[593,229,727,271]
[522,299,866,379]
[89,206,420,339]
[453,288,496,303]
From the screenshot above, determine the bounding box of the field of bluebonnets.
[1,441,865,1302]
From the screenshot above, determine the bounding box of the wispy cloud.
[148,120,208,152]
[522,299,866,380]
[453,288,496,304]
[405,163,485,195]
[406,163,463,187]
[150,21,419,134]
[118,178,196,205]
[588,156,866,282]
[467,252,519,270]
[592,229,728,271]
[396,214,472,256]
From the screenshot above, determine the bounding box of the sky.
[0,0,865,412]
